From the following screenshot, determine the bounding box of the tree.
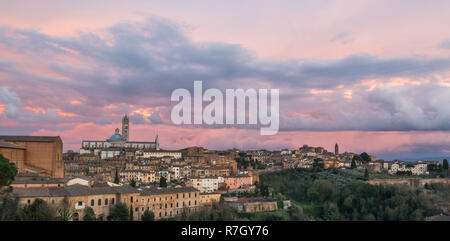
[129,205,134,221]
[0,154,18,195]
[261,184,270,197]
[107,203,129,221]
[141,210,155,221]
[351,159,357,169]
[56,198,72,221]
[83,207,96,221]
[352,154,362,162]
[443,159,449,170]
[360,152,371,163]
[364,169,369,180]
[160,177,167,188]
[21,198,54,221]
[0,197,20,221]
[130,179,136,188]
[114,168,120,184]
[277,200,284,210]
[313,158,324,170]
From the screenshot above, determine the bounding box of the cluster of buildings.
[10,176,205,220]
[0,115,444,221]
[275,144,437,176]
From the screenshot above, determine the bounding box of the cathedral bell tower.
[122,114,129,141]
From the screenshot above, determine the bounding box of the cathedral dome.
[109,133,123,141]
[108,128,124,141]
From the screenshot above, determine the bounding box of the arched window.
[111,198,115,205]
[98,199,101,206]
[91,200,94,206]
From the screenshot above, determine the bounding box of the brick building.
[0,136,64,178]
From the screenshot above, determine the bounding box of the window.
[27,200,31,204]
[135,207,138,212]
[105,199,108,205]
[98,199,102,206]
[91,200,94,206]
[165,204,167,208]
[78,201,83,206]
[130,196,133,203]
[111,198,115,204]
[189,201,191,206]
[176,202,179,207]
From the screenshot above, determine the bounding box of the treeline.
[0,197,156,221]
[0,197,89,221]
[259,169,442,221]
[170,202,307,221]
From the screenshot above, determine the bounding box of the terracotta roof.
[12,177,68,184]
[139,187,198,196]
[0,136,60,142]
[12,184,139,198]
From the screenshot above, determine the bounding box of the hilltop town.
[0,115,449,221]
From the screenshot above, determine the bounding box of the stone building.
[12,184,139,221]
[0,136,64,178]
[80,114,160,158]
[224,197,278,213]
[135,187,200,220]
[11,184,201,221]
[223,174,252,190]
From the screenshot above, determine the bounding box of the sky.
[0,0,450,160]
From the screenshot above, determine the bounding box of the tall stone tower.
[335,143,339,155]
[122,114,129,141]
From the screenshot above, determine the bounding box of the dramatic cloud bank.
[0,14,449,159]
